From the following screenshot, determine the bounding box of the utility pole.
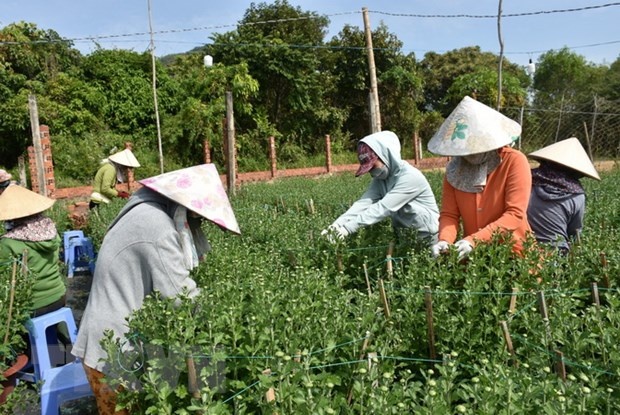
[362,7,381,133]
[28,95,47,196]
[148,0,164,173]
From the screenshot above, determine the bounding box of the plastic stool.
[62,230,84,263]
[17,307,93,415]
[63,231,96,278]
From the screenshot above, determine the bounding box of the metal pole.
[225,91,236,196]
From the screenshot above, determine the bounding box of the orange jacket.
[438,146,532,254]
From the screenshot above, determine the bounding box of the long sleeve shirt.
[333,132,439,240]
[438,146,532,254]
[91,161,120,203]
[73,189,200,372]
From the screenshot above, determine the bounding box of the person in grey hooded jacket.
[73,164,240,415]
[322,130,439,245]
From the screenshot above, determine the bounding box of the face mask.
[4,221,14,231]
[369,166,389,180]
[463,152,490,165]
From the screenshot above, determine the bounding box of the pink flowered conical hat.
[139,164,241,234]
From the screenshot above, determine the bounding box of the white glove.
[454,239,473,260]
[431,240,450,258]
[321,225,349,243]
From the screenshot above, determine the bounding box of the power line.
[1,3,619,58]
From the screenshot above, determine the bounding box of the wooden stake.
[378,279,391,319]
[600,252,610,289]
[386,242,394,279]
[262,369,276,404]
[554,350,566,381]
[186,355,202,401]
[424,286,436,360]
[508,287,518,315]
[591,282,600,307]
[363,263,372,297]
[500,320,518,367]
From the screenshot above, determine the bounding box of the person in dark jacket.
[527,137,600,253]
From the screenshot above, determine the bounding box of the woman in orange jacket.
[428,96,532,259]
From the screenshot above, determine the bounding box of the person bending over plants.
[89,148,141,209]
[73,164,240,415]
[321,130,439,247]
[527,137,600,254]
[428,96,532,260]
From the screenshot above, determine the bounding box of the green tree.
[446,68,526,109]
[326,22,422,145]
[419,46,526,116]
[210,0,345,159]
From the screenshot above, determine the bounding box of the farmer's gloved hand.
[454,239,473,260]
[117,191,130,199]
[321,224,349,244]
[431,240,450,258]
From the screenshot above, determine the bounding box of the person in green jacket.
[0,184,66,316]
[89,148,141,209]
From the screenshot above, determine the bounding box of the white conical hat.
[0,185,55,220]
[109,149,141,167]
[428,96,522,156]
[528,137,600,180]
[139,164,241,234]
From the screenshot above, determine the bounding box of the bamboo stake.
[347,331,371,404]
[3,261,18,345]
[508,287,518,315]
[378,279,391,319]
[424,286,436,360]
[307,199,315,215]
[500,320,518,367]
[591,282,600,307]
[554,350,566,381]
[363,263,372,297]
[537,291,553,347]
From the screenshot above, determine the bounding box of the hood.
[359,131,402,176]
[107,187,177,232]
[532,185,574,202]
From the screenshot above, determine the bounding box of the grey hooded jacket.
[73,187,200,372]
[332,131,439,241]
[527,184,585,250]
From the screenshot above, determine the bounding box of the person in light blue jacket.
[322,130,439,245]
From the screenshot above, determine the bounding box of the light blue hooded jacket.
[332,131,439,241]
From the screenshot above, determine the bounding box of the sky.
[3,0,619,70]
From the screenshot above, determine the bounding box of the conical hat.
[139,164,241,234]
[0,185,55,220]
[108,149,141,167]
[428,96,522,156]
[528,137,600,180]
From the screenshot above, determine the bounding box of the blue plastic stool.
[17,307,93,415]
[63,231,96,278]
